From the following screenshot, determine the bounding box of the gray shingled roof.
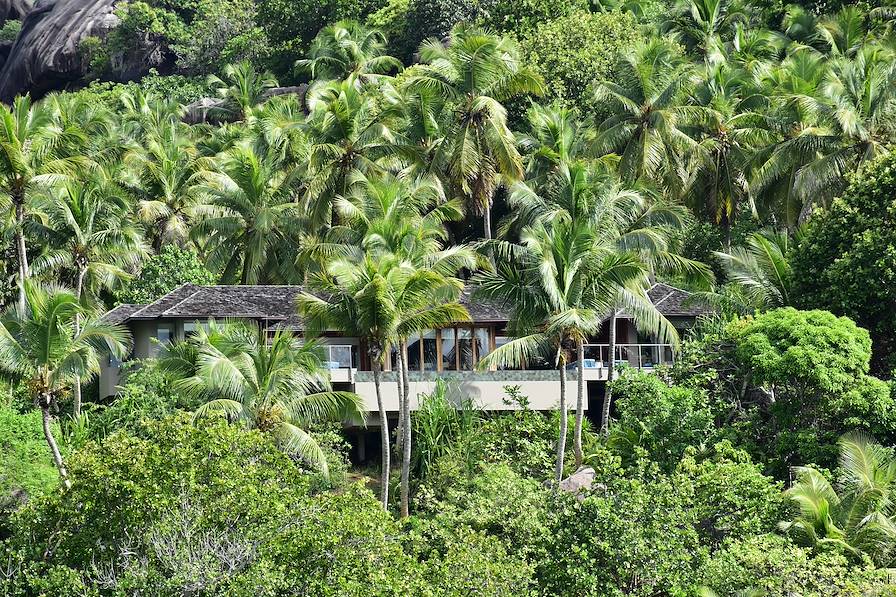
[109,282,705,327]
[129,285,305,319]
[647,282,709,317]
[102,303,144,325]
[115,284,511,328]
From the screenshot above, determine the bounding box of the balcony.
[321,344,357,383]
[572,343,675,380]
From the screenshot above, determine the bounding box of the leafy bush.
[608,371,716,470]
[170,0,270,74]
[0,416,425,595]
[793,152,896,375]
[86,360,190,439]
[700,533,892,596]
[366,0,410,51]
[0,19,21,44]
[399,0,485,60]
[416,463,552,564]
[730,308,895,473]
[257,0,385,75]
[419,527,535,596]
[538,462,705,597]
[678,441,784,547]
[523,10,641,113]
[477,0,588,36]
[115,244,216,305]
[0,402,58,532]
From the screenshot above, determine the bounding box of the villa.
[101,282,707,417]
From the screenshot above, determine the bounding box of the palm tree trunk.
[72,266,86,419]
[372,359,390,510]
[483,203,493,241]
[573,339,585,468]
[554,357,568,488]
[601,310,618,434]
[14,196,29,311]
[395,346,405,451]
[400,340,412,518]
[41,401,71,490]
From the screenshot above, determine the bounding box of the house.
[101,282,707,415]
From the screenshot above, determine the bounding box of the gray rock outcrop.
[0,0,119,102]
[558,466,596,500]
[0,0,32,24]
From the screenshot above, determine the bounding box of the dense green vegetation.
[1,0,896,593]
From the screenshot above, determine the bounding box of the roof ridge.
[160,287,204,316]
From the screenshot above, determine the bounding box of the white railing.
[575,343,675,371]
[323,345,355,369]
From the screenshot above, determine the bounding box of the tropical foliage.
[2,0,896,594]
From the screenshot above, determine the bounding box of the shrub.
[538,462,705,597]
[115,244,216,305]
[523,10,640,113]
[700,534,892,596]
[477,0,588,36]
[416,463,552,564]
[729,308,895,473]
[0,19,21,44]
[257,0,385,75]
[86,360,191,439]
[0,402,59,534]
[366,0,410,53]
[171,0,270,74]
[678,442,784,547]
[421,527,535,596]
[400,0,484,60]
[1,416,424,595]
[793,151,896,375]
[608,371,716,470]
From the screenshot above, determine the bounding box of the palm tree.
[198,144,302,284]
[303,80,406,227]
[593,39,707,186]
[31,172,146,417]
[0,96,86,309]
[662,0,748,59]
[476,219,651,483]
[207,61,279,121]
[752,46,896,224]
[297,20,403,85]
[297,254,406,509]
[516,103,604,191]
[160,320,363,477]
[684,62,773,236]
[125,122,211,250]
[404,24,545,239]
[505,162,708,438]
[0,282,129,488]
[337,172,475,517]
[780,433,896,566]
[712,229,794,311]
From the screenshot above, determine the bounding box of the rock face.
[182,85,308,124]
[558,467,596,500]
[0,0,119,102]
[0,0,32,23]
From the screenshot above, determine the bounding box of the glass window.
[155,323,175,356]
[458,328,474,370]
[495,335,511,370]
[441,328,456,371]
[328,345,353,369]
[422,330,438,372]
[406,332,421,372]
[474,328,490,364]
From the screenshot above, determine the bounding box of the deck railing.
[323,344,355,369]
[576,343,675,371]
